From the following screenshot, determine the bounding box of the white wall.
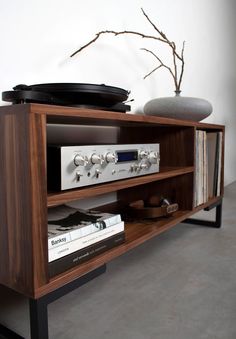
[0,0,235,185]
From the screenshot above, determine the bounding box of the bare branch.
[177,41,185,91]
[70,8,186,92]
[141,8,168,40]
[143,65,163,79]
[140,12,180,90]
[70,30,167,58]
[171,46,178,87]
[141,48,178,89]
[141,8,182,62]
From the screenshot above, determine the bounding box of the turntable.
[2,83,131,112]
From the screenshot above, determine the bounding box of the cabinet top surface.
[0,103,224,129]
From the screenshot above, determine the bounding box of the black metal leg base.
[0,265,106,339]
[184,199,222,228]
[29,264,106,339]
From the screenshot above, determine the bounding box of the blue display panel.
[117,150,138,162]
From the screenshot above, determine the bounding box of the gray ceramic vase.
[143,92,213,121]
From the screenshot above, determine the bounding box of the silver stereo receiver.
[47,144,160,190]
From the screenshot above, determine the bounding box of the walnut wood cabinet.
[0,104,224,338]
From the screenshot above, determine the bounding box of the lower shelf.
[35,196,221,298]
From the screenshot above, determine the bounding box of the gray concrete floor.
[47,181,236,339]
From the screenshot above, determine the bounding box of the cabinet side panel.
[0,108,34,295]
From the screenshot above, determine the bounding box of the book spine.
[48,221,124,262]
[49,232,125,277]
[48,213,121,250]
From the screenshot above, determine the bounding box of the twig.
[140,8,182,61]
[70,8,186,92]
[177,41,185,91]
[141,48,178,89]
[70,30,167,57]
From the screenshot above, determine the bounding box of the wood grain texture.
[117,172,194,210]
[158,127,194,167]
[0,105,34,296]
[29,103,224,129]
[0,106,48,297]
[29,112,48,291]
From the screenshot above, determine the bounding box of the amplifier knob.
[90,153,104,165]
[74,154,88,166]
[106,152,118,163]
[139,150,148,159]
[148,151,160,164]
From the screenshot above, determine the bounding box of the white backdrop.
[0,0,235,185]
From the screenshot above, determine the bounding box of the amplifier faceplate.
[47,144,160,190]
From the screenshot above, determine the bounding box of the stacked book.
[48,205,125,277]
[195,130,223,207]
